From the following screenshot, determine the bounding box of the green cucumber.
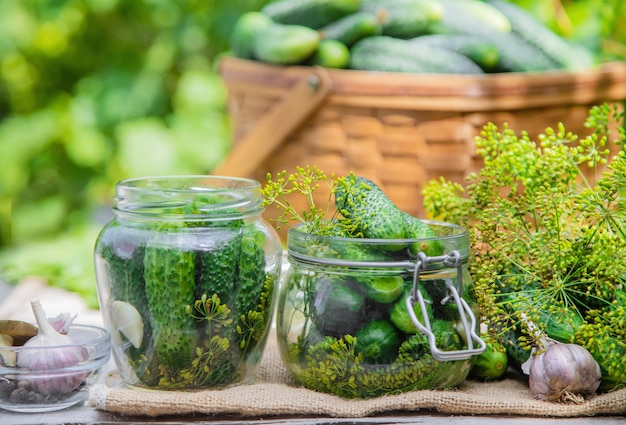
[319,11,381,47]
[261,0,362,29]
[487,32,562,72]
[358,275,404,304]
[503,327,530,368]
[431,318,464,350]
[312,278,366,337]
[429,0,511,36]
[469,340,509,380]
[334,175,408,242]
[402,211,444,256]
[350,36,484,74]
[334,175,447,256]
[143,239,198,371]
[355,319,402,364]
[230,11,273,59]
[253,22,321,64]
[542,307,583,344]
[486,0,594,70]
[410,34,500,72]
[195,225,242,307]
[390,287,433,334]
[233,223,267,316]
[361,0,443,39]
[311,39,350,68]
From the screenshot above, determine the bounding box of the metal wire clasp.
[406,250,486,361]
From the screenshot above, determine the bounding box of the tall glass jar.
[94,176,282,390]
[276,221,485,399]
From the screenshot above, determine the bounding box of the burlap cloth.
[88,332,626,418]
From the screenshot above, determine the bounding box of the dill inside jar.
[94,176,282,390]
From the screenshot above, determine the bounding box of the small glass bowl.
[0,324,111,413]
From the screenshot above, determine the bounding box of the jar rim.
[117,175,260,190]
[287,220,470,267]
[114,175,263,220]
[287,219,467,242]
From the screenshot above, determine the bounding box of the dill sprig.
[262,166,372,237]
[262,165,340,235]
[423,103,626,390]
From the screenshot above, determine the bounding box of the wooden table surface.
[2,405,625,425]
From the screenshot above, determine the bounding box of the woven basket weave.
[215,57,626,233]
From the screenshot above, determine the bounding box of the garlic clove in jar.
[0,334,17,366]
[111,300,144,349]
[528,341,601,402]
[16,300,89,396]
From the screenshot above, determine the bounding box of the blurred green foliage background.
[0,0,623,308]
[0,0,270,306]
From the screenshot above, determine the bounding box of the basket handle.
[212,67,333,177]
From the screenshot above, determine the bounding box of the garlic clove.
[111,300,144,349]
[528,350,556,401]
[48,312,77,334]
[0,334,17,366]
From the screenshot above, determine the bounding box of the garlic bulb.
[525,340,601,402]
[518,313,601,403]
[16,300,89,395]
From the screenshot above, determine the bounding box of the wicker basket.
[215,57,626,234]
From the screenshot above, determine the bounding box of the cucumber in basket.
[261,0,362,29]
[409,34,501,72]
[350,36,484,74]
[319,11,382,47]
[487,32,563,73]
[486,0,595,70]
[230,11,273,59]
[252,22,321,64]
[428,0,512,36]
[311,39,351,68]
[361,0,444,39]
